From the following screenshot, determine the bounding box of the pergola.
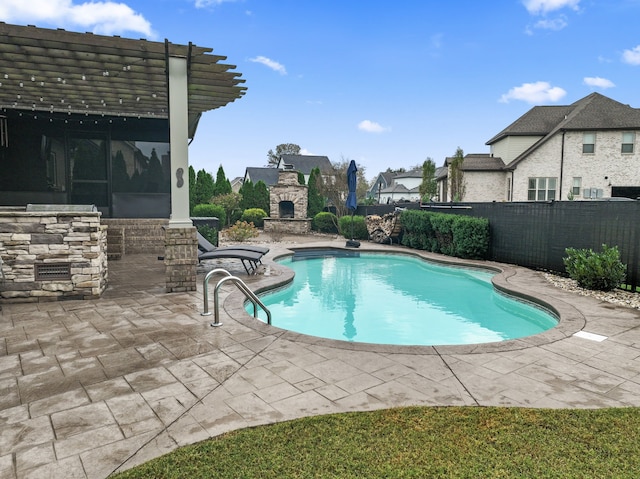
[0,22,246,225]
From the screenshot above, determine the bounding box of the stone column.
[164,227,197,293]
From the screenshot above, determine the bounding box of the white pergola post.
[167,56,192,228]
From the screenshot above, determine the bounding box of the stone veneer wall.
[102,218,168,256]
[164,226,197,293]
[264,169,311,234]
[268,170,309,220]
[263,218,311,234]
[0,210,107,302]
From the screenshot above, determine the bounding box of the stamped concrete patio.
[2,235,640,478]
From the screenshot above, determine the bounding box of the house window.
[572,177,582,197]
[583,133,595,154]
[528,177,557,201]
[622,132,635,154]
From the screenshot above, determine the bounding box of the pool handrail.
[201,268,272,327]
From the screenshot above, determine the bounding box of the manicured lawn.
[113,406,640,478]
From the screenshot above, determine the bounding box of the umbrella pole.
[346,210,360,248]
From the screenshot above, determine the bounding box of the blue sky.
[1,0,639,182]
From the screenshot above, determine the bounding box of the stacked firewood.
[366,211,402,243]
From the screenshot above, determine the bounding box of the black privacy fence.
[357,201,640,292]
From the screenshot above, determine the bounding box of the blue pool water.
[249,252,558,346]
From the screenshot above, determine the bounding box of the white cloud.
[622,45,640,65]
[299,148,314,155]
[499,81,567,104]
[533,16,567,31]
[357,120,389,134]
[583,77,615,89]
[522,0,580,15]
[195,0,240,8]
[249,56,287,75]
[0,0,154,37]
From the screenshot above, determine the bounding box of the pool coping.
[223,243,586,355]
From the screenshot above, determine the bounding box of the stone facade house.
[438,93,640,202]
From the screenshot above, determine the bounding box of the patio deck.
[2,236,640,478]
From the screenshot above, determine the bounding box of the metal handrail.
[201,268,272,327]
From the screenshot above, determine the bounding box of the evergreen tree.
[188,165,196,214]
[419,157,437,202]
[111,150,129,192]
[449,147,466,202]
[239,179,255,211]
[213,165,232,196]
[297,171,306,185]
[254,180,270,215]
[307,167,325,217]
[194,168,215,205]
[145,148,164,193]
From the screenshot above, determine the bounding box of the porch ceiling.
[0,22,246,137]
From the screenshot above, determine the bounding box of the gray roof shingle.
[279,155,333,174]
[244,167,280,186]
[487,93,640,146]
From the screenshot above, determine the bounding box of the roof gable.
[487,93,640,146]
[244,167,280,186]
[460,154,505,171]
[278,155,332,174]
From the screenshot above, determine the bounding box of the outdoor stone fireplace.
[263,170,311,234]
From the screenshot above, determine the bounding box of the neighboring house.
[438,93,640,202]
[230,177,244,193]
[243,167,280,187]
[372,169,422,204]
[439,154,506,202]
[367,172,395,201]
[276,154,333,184]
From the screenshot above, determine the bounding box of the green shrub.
[338,215,369,240]
[225,221,260,243]
[452,216,489,259]
[197,224,218,247]
[563,244,626,291]
[192,203,225,221]
[313,212,339,233]
[429,213,456,256]
[400,211,490,259]
[401,210,436,251]
[240,208,267,228]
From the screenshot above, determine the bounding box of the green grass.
[113,406,640,478]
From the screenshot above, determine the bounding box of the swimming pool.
[249,251,558,346]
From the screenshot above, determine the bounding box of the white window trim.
[622,132,635,154]
[528,177,557,201]
[583,132,595,154]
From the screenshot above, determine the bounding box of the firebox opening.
[279,201,294,219]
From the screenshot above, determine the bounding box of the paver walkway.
[2,237,640,478]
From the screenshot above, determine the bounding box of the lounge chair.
[197,232,269,255]
[198,247,267,275]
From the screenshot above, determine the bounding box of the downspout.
[510,170,514,202]
[559,130,566,200]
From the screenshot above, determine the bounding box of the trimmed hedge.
[338,215,369,240]
[240,208,267,228]
[313,212,339,233]
[192,203,225,220]
[401,210,489,260]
